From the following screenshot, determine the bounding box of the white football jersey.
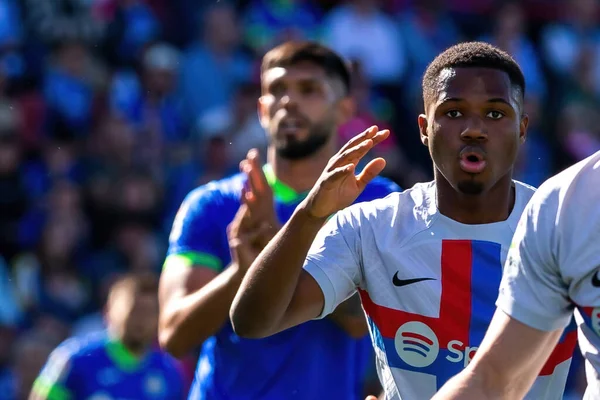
[498,151,600,400]
[304,180,576,400]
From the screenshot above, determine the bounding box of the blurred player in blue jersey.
[158,41,400,400]
[31,272,184,400]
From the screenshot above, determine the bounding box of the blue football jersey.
[164,165,400,400]
[33,333,185,400]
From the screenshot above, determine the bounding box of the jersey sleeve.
[32,342,78,400]
[496,184,573,332]
[164,186,225,272]
[303,206,363,319]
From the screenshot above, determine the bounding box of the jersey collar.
[262,164,308,204]
[105,338,146,372]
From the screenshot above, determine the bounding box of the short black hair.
[261,41,351,95]
[422,41,525,108]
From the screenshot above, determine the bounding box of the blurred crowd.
[0,0,598,398]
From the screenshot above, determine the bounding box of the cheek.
[429,126,452,158]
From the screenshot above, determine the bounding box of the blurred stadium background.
[0,0,596,398]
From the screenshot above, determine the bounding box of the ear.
[418,114,429,146]
[336,96,356,126]
[257,96,270,130]
[519,113,529,145]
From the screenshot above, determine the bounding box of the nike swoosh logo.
[392,272,436,287]
[592,270,600,287]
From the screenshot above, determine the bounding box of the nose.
[280,91,299,111]
[460,117,487,142]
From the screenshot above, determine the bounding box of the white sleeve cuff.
[304,259,338,319]
[496,294,572,332]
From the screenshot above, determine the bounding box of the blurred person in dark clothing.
[101,0,161,68]
[178,2,252,126]
[23,216,91,324]
[0,324,17,399]
[0,105,30,262]
[43,40,107,135]
[31,272,184,400]
[10,332,56,400]
[25,0,104,46]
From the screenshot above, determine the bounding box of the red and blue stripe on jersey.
[359,239,577,387]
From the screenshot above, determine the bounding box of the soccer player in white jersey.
[433,150,600,400]
[229,42,577,400]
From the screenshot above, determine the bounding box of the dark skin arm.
[230,127,389,338]
[328,293,368,338]
[239,150,369,338]
[158,203,269,358]
[158,263,244,358]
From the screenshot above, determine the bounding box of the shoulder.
[182,173,245,210]
[339,181,435,239]
[170,174,244,232]
[64,333,107,359]
[43,333,106,374]
[512,179,537,207]
[525,152,599,214]
[534,152,600,223]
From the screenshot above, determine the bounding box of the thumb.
[356,158,386,190]
[365,396,379,400]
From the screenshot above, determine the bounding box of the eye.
[446,110,462,118]
[299,83,321,96]
[486,110,504,120]
[269,82,285,97]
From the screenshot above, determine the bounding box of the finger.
[228,204,245,238]
[239,159,249,172]
[370,129,390,147]
[242,161,265,202]
[338,125,378,154]
[356,157,386,190]
[323,163,355,187]
[330,139,374,170]
[232,201,253,232]
[246,149,268,194]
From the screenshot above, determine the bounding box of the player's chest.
[360,239,508,371]
[363,238,508,313]
[81,366,171,400]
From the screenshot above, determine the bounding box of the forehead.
[433,67,515,104]
[262,61,328,86]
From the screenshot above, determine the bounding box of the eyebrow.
[439,97,512,107]
[268,76,323,86]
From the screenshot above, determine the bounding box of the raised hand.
[240,149,281,247]
[227,203,272,272]
[301,126,389,219]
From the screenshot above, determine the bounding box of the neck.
[266,139,337,193]
[110,330,149,358]
[435,171,515,224]
[122,339,147,358]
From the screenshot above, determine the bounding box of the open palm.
[304,126,390,219]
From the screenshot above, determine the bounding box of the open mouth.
[459,151,487,174]
[279,117,306,133]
